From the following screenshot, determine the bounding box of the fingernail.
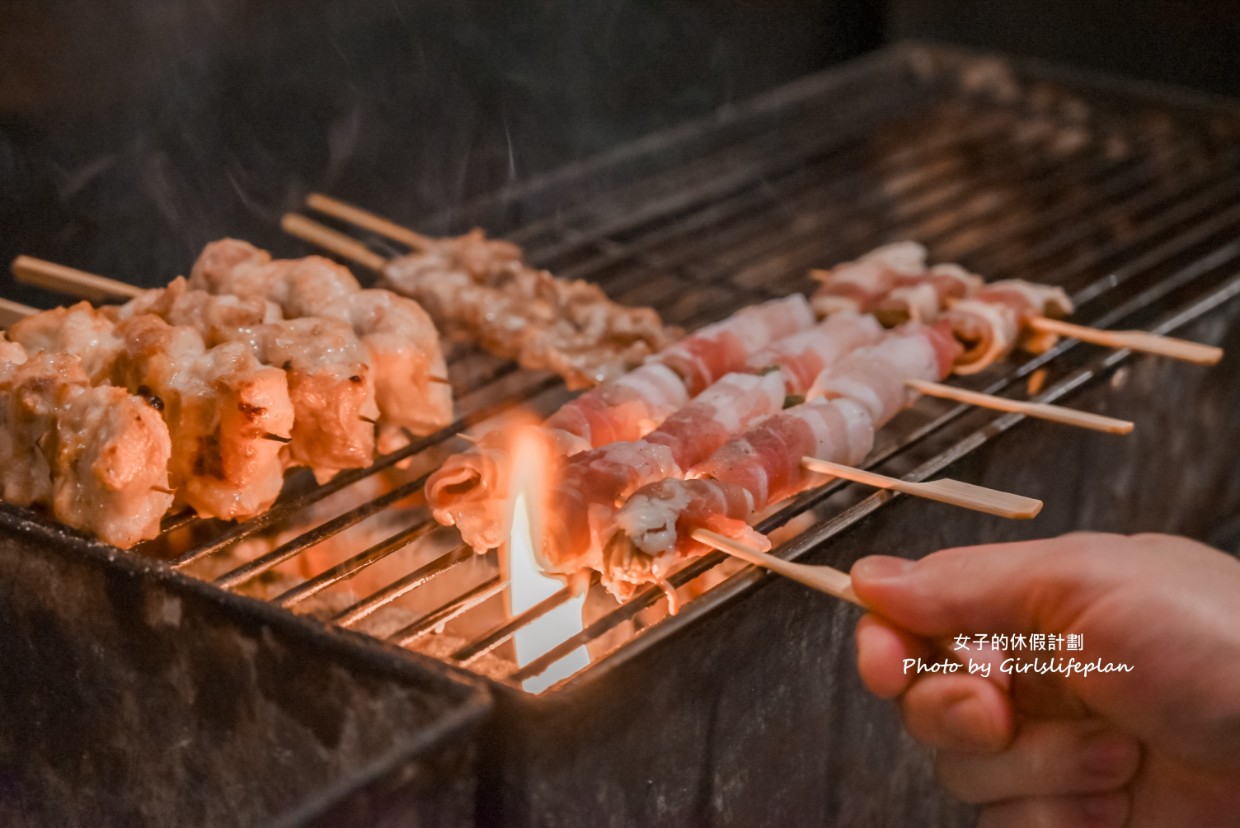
[852,556,913,582]
[1084,731,1139,775]
[1077,793,1125,824]
[941,692,1002,751]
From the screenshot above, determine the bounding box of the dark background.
[1,1,1236,303]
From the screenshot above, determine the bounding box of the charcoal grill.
[3,42,1240,826]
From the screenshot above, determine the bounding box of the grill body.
[0,517,490,827]
[1,42,1239,826]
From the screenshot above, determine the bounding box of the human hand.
[851,532,1240,827]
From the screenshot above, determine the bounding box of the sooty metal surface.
[0,514,491,827]
[3,42,1240,826]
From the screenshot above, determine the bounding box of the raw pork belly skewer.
[941,280,1074,375]
[425,295,819,549]
[529,312,891,571]
[600,321,962,599]
[288,196,676,389]
[0,338,174,548]
[809,242,983,325]
[811,242,1222,369]
[809,242,1072,374]
[602,396,876,601]
[534,370,789,574]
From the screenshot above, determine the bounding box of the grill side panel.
[0,524,490,828]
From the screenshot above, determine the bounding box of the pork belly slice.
[944,280,1072,374]
[602,396,875,598]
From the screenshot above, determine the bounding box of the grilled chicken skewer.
[11,260,378,481]
[14,250,453,466]
[109,278,379,481]
[0,335,173,547]
[8,304,294,521]
[282,205,676,388]
[189,239,452,452]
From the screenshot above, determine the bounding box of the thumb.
[849,537,1094,638]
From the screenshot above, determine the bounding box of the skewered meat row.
[809,242,983,325]
[524,312,892,570]
[1,236,457,536]
[425,295,817,548]
[540,294,816,445]
[602,397,876,600]
[811,241,1073,374]
[0,337,175,547]
[9,304,295,521]
[599,320,963,599]
[110,277,380,481]
[381,228,676,389]
[744,311,886,395]
[537,370,790,572]
[191,239,452,452]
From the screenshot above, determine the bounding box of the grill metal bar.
[172,373,561,571]
[622,122,1198,297]
[213,475,431,589]
[272,520,436,609]
[724,141,1231,305]
[553,103,1020,282]
[254,71,1240,689]
[220,111,1106,587]
[287,61,1240,684]
[386,578,508,647]
[449,584,581,664]
[332,544,478,628]
[517,83,948,263]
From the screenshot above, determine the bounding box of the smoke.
[0,0,857,294]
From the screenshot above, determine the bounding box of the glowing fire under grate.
[504,435,590,694]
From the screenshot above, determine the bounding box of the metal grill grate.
[28,44,1240,693]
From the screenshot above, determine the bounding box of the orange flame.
[503,427,589,693]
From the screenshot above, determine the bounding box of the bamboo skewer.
[1027,316,1223,366]
[305,193,435,251]
[801,457,1043,519]
[12,255,142,301]
[691,528,864,606]
[905,378,1134,435]
[0,298,38,328]
[280,214,389,272]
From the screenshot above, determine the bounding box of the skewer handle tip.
[305,193,435,251]
[1030,317,1223,366]
[0,297,38,327]
[11,255,142,302]
[690,528,864,607]
[281,214,390,272]
[905,378,1134,435]
[801,456,1043,520]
